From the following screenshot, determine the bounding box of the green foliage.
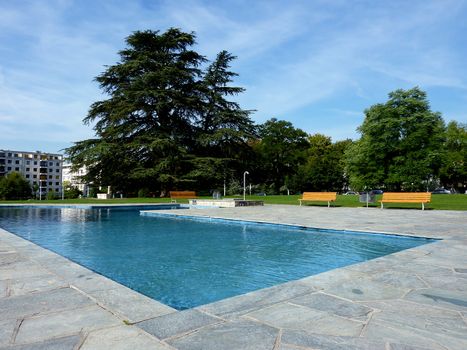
[63,181,82,199]
[254,118,309,193]
[0,172,31,200]
[138,188,150,198]
[66,28,254,194]
[440,121,467,191]
[346,87,445,191]
[46,191,57,200]
[292,135,352,191]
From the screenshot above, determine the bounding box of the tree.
[0,172,31,200]
[346,87,445,191]
[440,121,467,191]
[66,29,254,194]
[292,135,352,191]
[254,118,309,193]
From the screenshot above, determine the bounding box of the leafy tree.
[66,29,254,194]
[440,121,467,191]
[292,135,352,191]
[254,118,309,193]
[346,87,445,191]
[0,172,31,200]
[63,181,82,199]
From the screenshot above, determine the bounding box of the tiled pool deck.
[1,204,466,349]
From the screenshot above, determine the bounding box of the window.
[34,161,37,165]
[26,161,30,165]
[26,174,30,178]
[48,175,52,179]
[7,167,11,170]
[33,168,37,171]
[26,168,30,171]
[48,182,52,185]
[55,176,59,179]
[49,162,53,166]
[15,160,19,164]
[14,153,18,157]
[55,188,60,192]
[56,169,60,173]
[15,167,19,171]
[56,182,60,186]
[56,162,60,166]
[8,153,12,157]
[7,160,11,164]
[33,175,37,178]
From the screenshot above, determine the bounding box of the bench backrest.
[170,191,197,198]
[382,192,431,202]
[301,192,337,201]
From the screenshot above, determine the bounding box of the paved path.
[1,205,466,349]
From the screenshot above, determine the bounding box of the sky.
[1,0,466,154]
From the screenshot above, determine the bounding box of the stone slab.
[137,309,222,340]
[14,305,120,344]
[290,292,373,321]
[0,334,82,350]
[0,287,94,320]
[81,325,172,350]
[167,319,278,350]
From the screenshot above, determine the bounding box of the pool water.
[0,207,432,310]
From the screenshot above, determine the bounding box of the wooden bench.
[380,192,431,210]
[299,192,337,207]
[169,191,198,203]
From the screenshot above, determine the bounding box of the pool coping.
[1,204,467,349]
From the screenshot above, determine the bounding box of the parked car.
[343,191,357,195]
[370,189,384,195]
[432,188,451,194]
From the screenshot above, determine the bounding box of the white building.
[62,163,89,196]
[0,150,63,197]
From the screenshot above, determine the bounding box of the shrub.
[0,172,32,200]
[138,188,150,198]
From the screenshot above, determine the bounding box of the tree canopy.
[66,28,255,194]
[346,87,446,191]
[0,172,31,200]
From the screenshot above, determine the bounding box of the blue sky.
[1,0,466,153]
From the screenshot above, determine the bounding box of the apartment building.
[62,163,89,196]
[0,150,63,196]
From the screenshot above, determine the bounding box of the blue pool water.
[0,207,432,310]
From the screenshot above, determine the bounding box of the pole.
[243,171,249,201]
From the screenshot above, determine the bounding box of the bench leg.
[422,203,424,211]
[299,200,302,206]
[381,202,384,209]
[327,201,330,208]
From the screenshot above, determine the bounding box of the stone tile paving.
[0,204,466,349]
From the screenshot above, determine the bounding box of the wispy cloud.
[0,0,466,151]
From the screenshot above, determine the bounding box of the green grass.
[1,194,466,210]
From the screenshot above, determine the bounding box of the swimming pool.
[0,207,433,310]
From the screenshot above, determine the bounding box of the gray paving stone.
[419,274,467,292]
[320,276,408,302]
[0,334,82,350]
[368,270,428,289]
[0,253,26,267]
[198,280,315,318]
[0,287,94,320]
[137,309,222,340]
[14,305,120,344]
[5,274,67,297]
[0,261,50,280]
[167,318,278,350]
[89,287,175,323]
[281,329,386,350]
[454,268,467,273]
[80,325,172,350]
[389,343,435,350]
[0,319,16,346]
[246,302,364,336]
[290,292,373,321]
[365,299,467,341]
[364,319,464,350]
[404,288,467,312]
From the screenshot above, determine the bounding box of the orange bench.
[380,192,431,210]
[299,192,337,208]
[169,191,197,203]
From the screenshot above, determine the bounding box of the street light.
[243,171,249,201]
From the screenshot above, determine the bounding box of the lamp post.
[243,171,249,200]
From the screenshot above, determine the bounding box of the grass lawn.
[1,194,467,210]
